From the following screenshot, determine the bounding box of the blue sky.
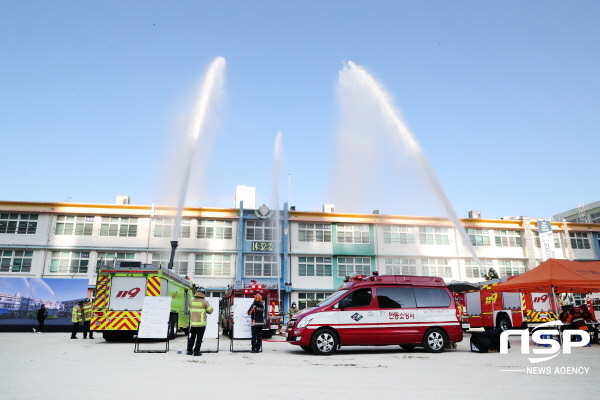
[1,1,598,220]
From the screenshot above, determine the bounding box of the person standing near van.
[248,294,265,353]
[35,304,47,333]
[70,301,84,339]
[288,302,299,321]
[187,287,213,356]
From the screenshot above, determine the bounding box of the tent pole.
[551,286,559,318]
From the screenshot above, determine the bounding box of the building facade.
[1,200,600,316]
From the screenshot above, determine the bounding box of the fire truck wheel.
[169,314,178,339]
[422,328,447,353]
[263,329,273,339]
[399,344,416,350]
[497,314,512,331]
[311,328,338,356]
[300,345,312,352]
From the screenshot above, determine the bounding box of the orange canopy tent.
[492,259,600,293]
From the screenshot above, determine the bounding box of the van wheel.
[422,328,447,353]
[497,315,512,331]
[399,344,416,350]
[311,329,338,356]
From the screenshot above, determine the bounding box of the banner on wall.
[0,277,88,329]
[537,220,555,261]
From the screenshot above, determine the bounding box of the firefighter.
[187,287,213,356]
[35,304,47,333]
[248,294,265,353]
[82,298,94,339]
[70,301,84,339]
[288,302,299,320]
[580,304,598,344]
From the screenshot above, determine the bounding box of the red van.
[286,273,463,355]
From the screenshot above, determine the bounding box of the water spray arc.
[168,57,226,266]
[338,61,482,272]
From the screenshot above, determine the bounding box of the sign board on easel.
[233,297,254,339]
[138,296,172,339]
[204,297,220,339]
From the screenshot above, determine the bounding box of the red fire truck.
[463,277,559,331]
[221,279,281,338]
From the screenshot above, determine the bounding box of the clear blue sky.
[1,1,598,220]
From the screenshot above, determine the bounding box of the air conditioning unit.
[468,210,481,219]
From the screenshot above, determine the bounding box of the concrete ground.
[2,331,598,399]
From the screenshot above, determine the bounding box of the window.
[414,288,450,308]
[55,215,94,236]
[498,260,526,277]
[197,220,233,239]
[570,232,591,249]
[0,250,33,273]
[246,220,278,241]
[194,254,232,276]
[0,213,38,234]
[464,259,492,279]
[336,224,370,244]
[533,232,561,249]
[298,223,331,242]
[376,287,416,308]
[340,288,372,308]
[421,259,452,278]
[590,212,600,224]
[96,252,134,265]
[297,292,333,310]
[467,228,490,246]
[49,251,89,274]
[384,258,417,275]
[494,230,523,247]
[154,218,191,238]
[244,254,278,277]
[419,227,449,245]
[383,226,415,244]
[298,256,332,276]
[151,252,189,276]
[100,217,138,237]
[337,257,371,277]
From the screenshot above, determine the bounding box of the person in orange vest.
[248,294,265,353]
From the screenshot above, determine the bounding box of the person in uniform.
[187,287,213,356]
[70,301,84,339]
[248,294,265,353]
[288,302,299,321]
[35,304,47,333]
[82,299,94,339]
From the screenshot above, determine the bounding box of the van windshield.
[316,290,347,307]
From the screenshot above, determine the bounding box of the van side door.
[337,288,378,345]
[376,286,418,345]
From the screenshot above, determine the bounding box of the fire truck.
[463,277,559,331]
[221,279,281,339]
[91,260,194,341]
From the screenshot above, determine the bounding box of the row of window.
[0,249,529,279]
[3,214,598,252]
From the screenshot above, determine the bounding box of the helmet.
[254,294,263,301]
[84,298,91,303]
[194,287,206,297]
[78,300,84,306]
[291,302,296,307]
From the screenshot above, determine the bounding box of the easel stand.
[134,322,170,353]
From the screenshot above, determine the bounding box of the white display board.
[204,297,220,339]
[138,296,172,339]
[233,298,254,339]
